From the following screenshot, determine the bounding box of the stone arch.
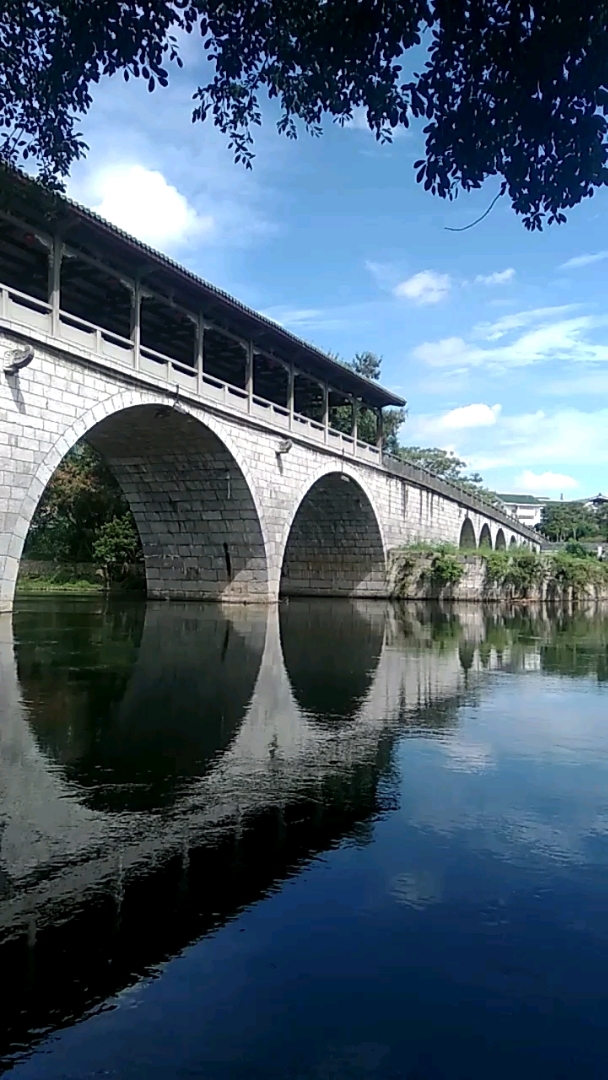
[479,523,493,549]
[280,469,386,597]
[459,518,477,550]
[509,536,518,549]
[495,528,506,550]
[16,391,271,603]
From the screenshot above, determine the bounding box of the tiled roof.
[496,494,546,505]
[1,165,404,410]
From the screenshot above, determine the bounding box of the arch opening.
[459,518,477,550]
[509,536,518,549]
[495,529,506,551]
[21,405,269,602]
[280,473,385,598]
[479,523,493,550]
[22,440,145,589]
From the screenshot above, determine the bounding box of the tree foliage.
[25,442,142,563]
[3,2,608,225]
[93,514,143,582]
[537,501,598,542]
[594,503,608,540]
[347,351,406,452]
[394,446,499,504]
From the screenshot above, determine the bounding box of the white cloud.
[364,260,397,290]
[514,470,580,494]
[406,403,501,445]
[394,270,451,306]
[407,404,608,480]
[473,306,578,342]
[262,306,346,332]
[469,408,608,472]
[560,251,608,270]
[474,268,516,286]
[87,164,214,250]
[438,403,501,430]
[412,306,608,373]
[546,372,608,397]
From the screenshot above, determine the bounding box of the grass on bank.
[17,570,104,594]
[16,564,145,595]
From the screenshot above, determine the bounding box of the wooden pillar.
[323,383,329,442]
[351,397,358,456]
[48,234,63,338]
[130,279,141,370]
[376,407,384,451]
[246,341,254,413]
[288,364,295,429]
[196,314,204,395]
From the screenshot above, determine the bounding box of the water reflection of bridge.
[0,598,551,1063]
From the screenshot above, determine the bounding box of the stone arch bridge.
[0,170,537,611]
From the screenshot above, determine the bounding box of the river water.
[1,597,608,1079]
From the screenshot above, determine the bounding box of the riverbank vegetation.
[19,441,144,593]
[537,501,608,543]
[392,544,608,601]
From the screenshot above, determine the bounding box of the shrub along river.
[1,597,608,1079]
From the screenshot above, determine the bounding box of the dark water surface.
[1,598,608,1079]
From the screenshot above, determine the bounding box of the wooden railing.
[0,280,381,464]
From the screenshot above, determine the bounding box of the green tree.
[93,514,143,583]
[349,351,381,381]
[538,501,597,542]
[394,447,499,504]
[2,2,608,227]
[346,352,406,452]
[24,441,142,562]
[594,503,608,540]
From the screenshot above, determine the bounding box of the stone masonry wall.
[388,552,608,603]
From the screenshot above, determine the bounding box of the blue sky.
[67,44,608,499]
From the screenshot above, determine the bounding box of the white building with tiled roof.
[496,494,550,530]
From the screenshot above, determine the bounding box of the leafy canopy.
[3,1,608,225]
[25,442,142,563]
[394,446,500,504]
[538,501,598,542]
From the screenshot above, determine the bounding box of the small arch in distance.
[479,523,493,550]
[459,518,477,550]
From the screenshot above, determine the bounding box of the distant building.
[584,493,608,512]
[496,494,550,530]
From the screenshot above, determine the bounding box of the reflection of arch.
[479,523,493,549]
[15,602,267,812]
[280,471,385,597]
[458,641,476,672]
[19,395,270,602]
[280,599,385,722]
[495,529,506,550]
[509,536,518,548]
[459,518,477,550]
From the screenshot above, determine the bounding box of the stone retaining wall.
[388,552,608,603]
